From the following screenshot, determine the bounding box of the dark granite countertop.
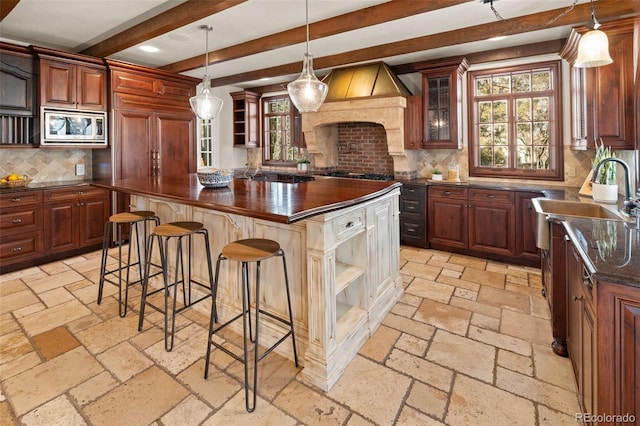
[563,216,640,288]
[0,180,94,194]
[399,178,570,199]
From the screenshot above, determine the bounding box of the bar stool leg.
[278,249,298,367]
[241,260,261,413]
[204,253,224,380]
[138,233,159,332]
[97,221,112,306]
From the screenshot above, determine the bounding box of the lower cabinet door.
[45,202,76,254]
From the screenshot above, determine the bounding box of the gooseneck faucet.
[591,158,638,216]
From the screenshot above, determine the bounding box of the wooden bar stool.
[204,238,298,412]
[138,221,214,351]
[98,210,160,318]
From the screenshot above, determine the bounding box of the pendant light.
[190,25,224,119]
[287,0,328,113]
[574,0,612,68]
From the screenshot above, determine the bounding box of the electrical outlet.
[75,164,85,176]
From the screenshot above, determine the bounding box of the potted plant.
[591,140,618,203]
[431,168,443,181]
[297,158,310,172]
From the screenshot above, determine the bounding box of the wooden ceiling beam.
[161,0,474,73]
[211,0,639,87]
[0,0,20,21]
[80,0,246,58]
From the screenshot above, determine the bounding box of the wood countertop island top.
[92,174,401,224]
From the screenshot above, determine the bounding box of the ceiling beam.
[80,0,246,58]
[161,0,475,73]
[211,0,639,87]
[0,0,20,21]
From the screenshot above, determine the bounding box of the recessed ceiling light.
[169,33,190,42]
[488,36,507,41]
[140,45,159,53]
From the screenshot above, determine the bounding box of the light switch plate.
[75,164,85,176]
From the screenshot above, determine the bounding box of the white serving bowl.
[196,168,234,188]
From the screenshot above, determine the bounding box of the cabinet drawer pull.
[487,194,495,198]
[11,247,23,252]
[443,191,451,196]
[346,221,354,228]
[573,295,583,302]
[11,197,21,202]
[12,218,23,224]
[77,191,84,195]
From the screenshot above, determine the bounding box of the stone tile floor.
[0,246,581,425]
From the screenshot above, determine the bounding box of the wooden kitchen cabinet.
[561,17,637,150]
[403,95,423,149]
[566,239,597,418]
[515,191,542,264]
[36,49,107,111]
[427,185,540,266]
[231,90,260,147]
[468,188,515,258]
[399,182,428,248]
[428,185,467,250]
[0,191,43,269]
[44,187,109,254]
[0,42,36,146]
[542,220,569,356]
[417,57,468,149]
[597,279,640,420]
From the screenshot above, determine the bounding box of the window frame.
[261,94,303,167]
[197,118,214,167]
[467,60,563,180]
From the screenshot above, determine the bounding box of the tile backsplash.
[0,148,92,182]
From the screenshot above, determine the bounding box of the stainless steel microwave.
[41,108,108,147]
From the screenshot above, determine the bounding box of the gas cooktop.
[321,171,395,181]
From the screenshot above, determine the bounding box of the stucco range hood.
[321,62,411,101]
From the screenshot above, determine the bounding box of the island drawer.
[333,208,365,244]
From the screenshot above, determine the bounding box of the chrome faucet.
[591,158,638,216]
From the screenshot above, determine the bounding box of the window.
[468,61,563,180]
[197,119,214,167]
[262,95,302,165]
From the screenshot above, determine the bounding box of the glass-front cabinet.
[418,57,468,149]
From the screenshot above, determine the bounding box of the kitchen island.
[93,174,403,391]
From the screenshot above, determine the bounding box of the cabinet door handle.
[11,197,21,202]
[573,295,583,301]
[12,218,23,224]
[10,247,23,252]
[487,194,495,198]
[77,191,84,195]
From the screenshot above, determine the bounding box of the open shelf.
[335,261,366,294]
[336,300,367,342]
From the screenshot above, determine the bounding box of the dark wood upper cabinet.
[561,17,637,150]
[35,47,107,111]
[403,95,422,149]
[0,43,36,145]
[231,90,260,147]
[417,57,468,149]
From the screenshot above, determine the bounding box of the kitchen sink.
[533,199,624,221]
[532,198,625,250]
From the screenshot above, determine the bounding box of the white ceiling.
[0,0,613,88]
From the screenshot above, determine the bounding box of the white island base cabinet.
[130,188,402,391]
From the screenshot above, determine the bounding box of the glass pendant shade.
[190,76,224,120]
[190,25,223,120]
[287,53,328,112]
[574,29,613,68]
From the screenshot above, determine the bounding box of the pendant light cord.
[201,25,213,78]
[305,0,310,55]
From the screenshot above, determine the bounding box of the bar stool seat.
[98,210,160,318]
[205,238,298,412]
[138,221,214,351]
